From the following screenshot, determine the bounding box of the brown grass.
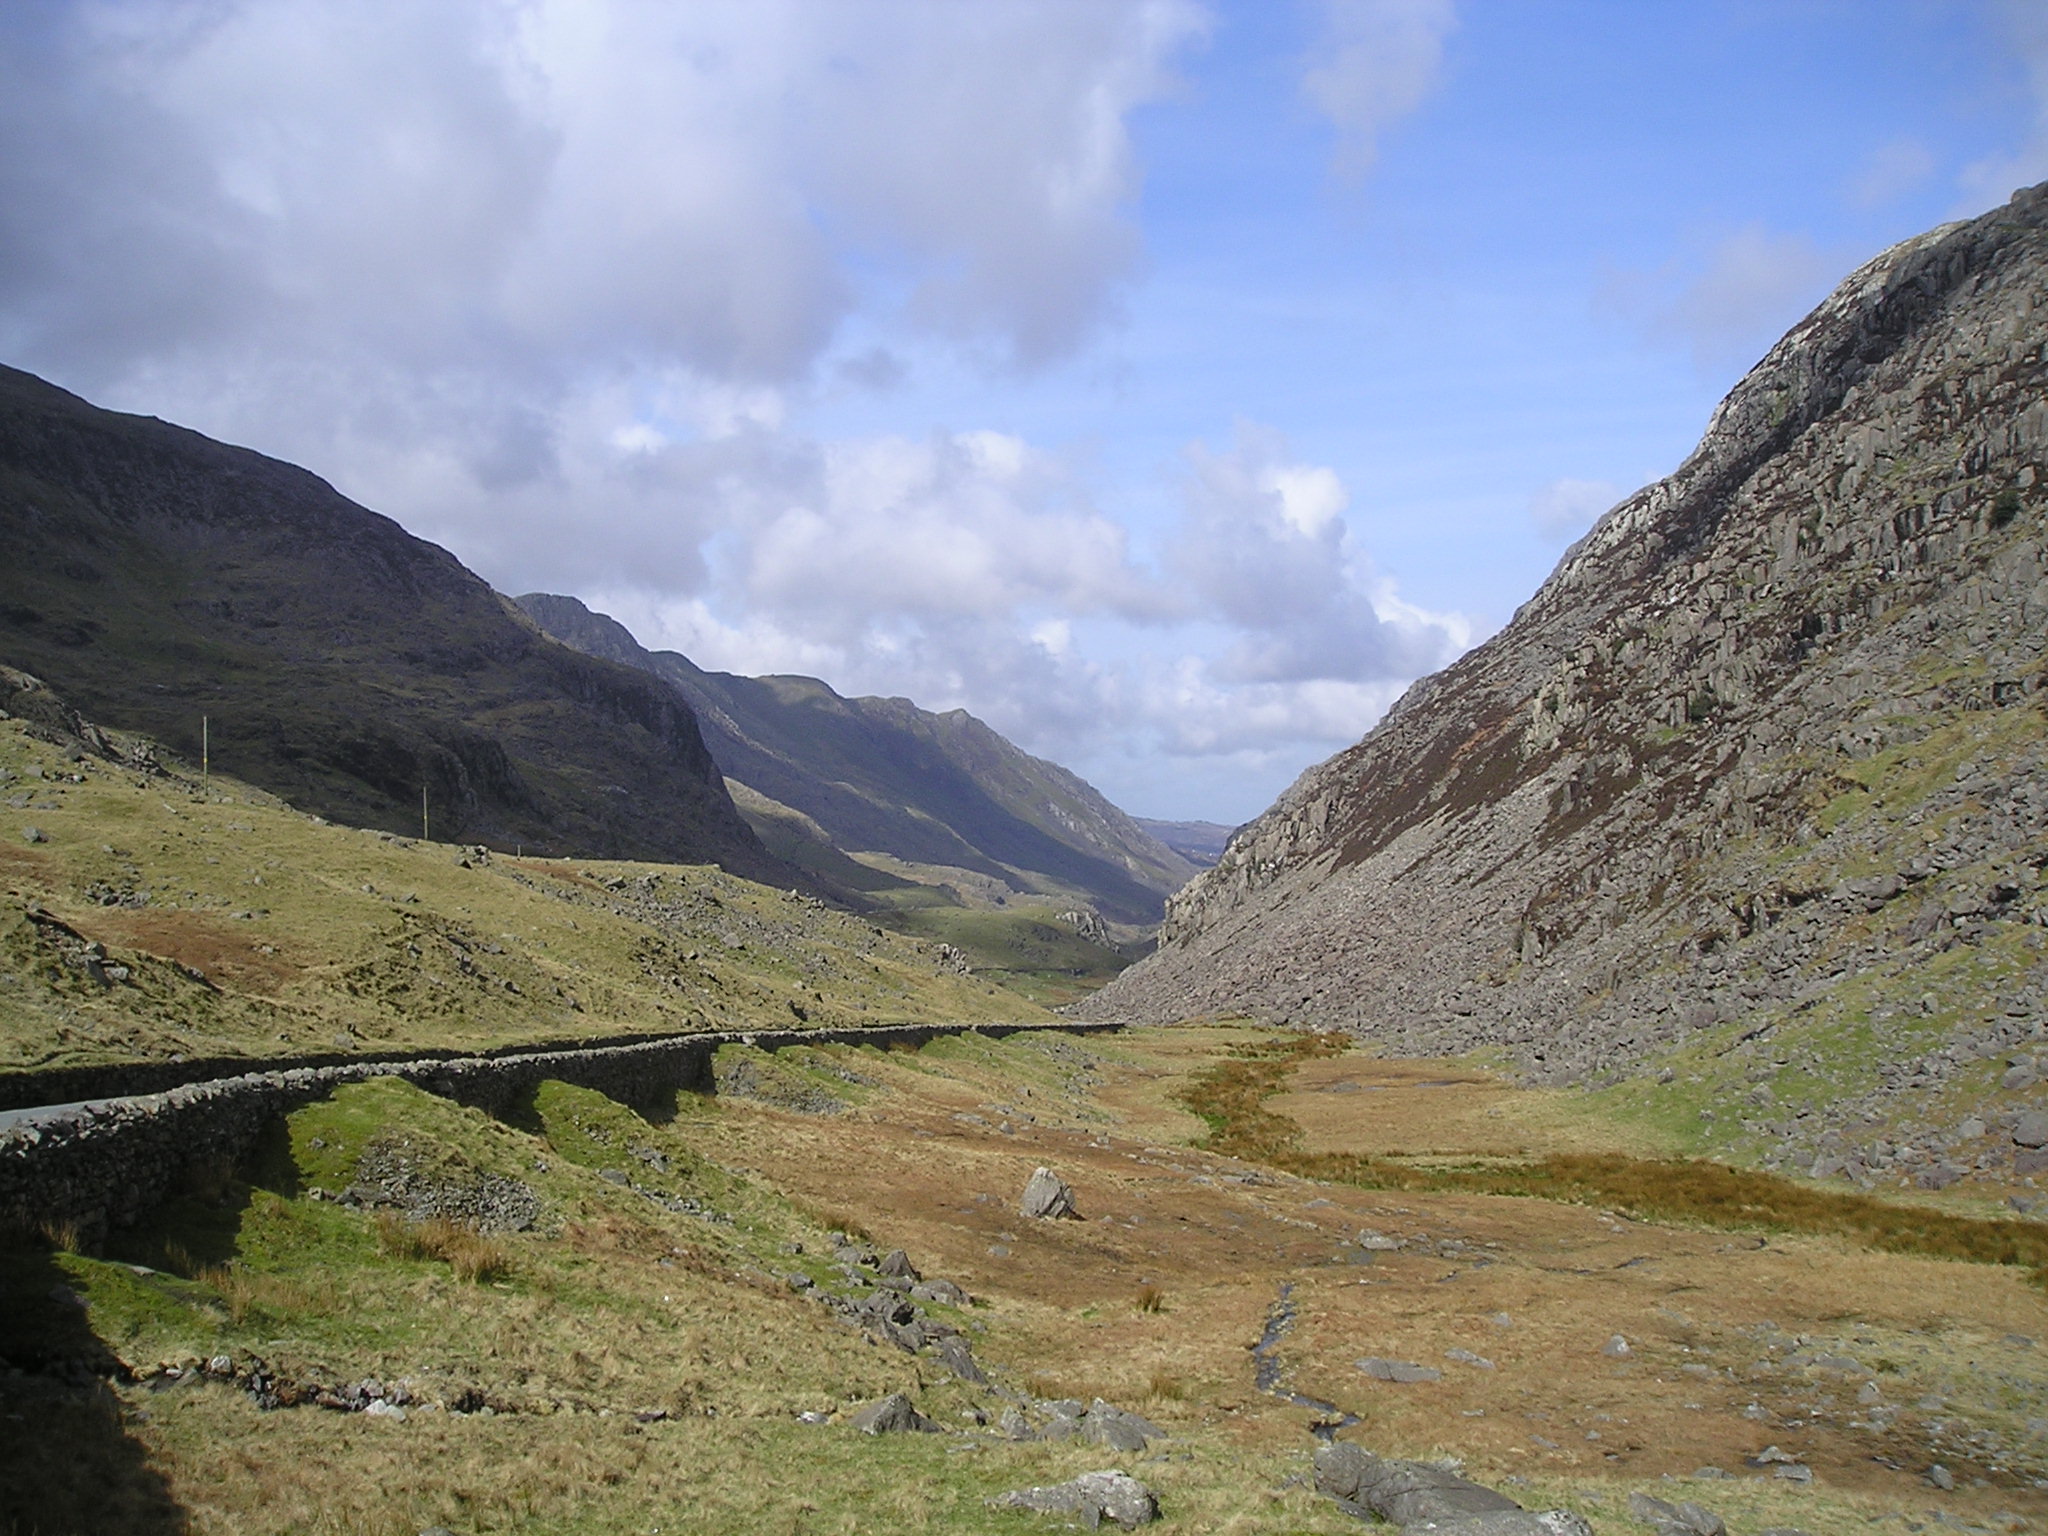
[1177,1029,2048,1285]
[372,1213,511,1283]
[1133,1283,1165,1314]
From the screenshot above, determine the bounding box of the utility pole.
[422,782,430,843]
[201,715,209,783]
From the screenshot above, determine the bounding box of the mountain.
[1134,818,1236,867]
[516,593,1202,925]
[1083,184,2048,1177]
[0,365,781,880]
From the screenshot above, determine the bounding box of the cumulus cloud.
[0,0,1468,820]
[1301,0,1457,177]
[1528,476,1619,542]
[1172,425,1469,685]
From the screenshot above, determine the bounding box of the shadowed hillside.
[0,365,782,879]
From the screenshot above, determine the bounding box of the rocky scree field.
[4,1023,2046,1534]
[1084,182,2048,1198]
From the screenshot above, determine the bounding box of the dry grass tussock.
[1133,1283,1166,1314]
[1179,1031,2048,1285]
[371,1212,511,1284]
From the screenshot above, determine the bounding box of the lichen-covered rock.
[995,1469,1158,1529]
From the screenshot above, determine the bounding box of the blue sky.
[2,1,2043,823]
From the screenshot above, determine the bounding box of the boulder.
[1629,1492,1727,1536]
[1081,1399,1165,1452]
[934,1336,987,1385]
[878,1248,920,1280]
[1314,1444,1524,1526]
[1020,1166,1079,1219]
[2013,1111,2048,1150]
[846,1392,940,1435]
[995,1470,1158,1530]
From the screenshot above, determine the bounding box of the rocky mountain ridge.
[1082,183,2048,1184]
[517,592,1198,925]
[0,365,781,879]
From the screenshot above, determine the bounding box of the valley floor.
[4,1023,2045,1534]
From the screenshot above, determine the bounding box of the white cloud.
[1528,476,1619,542]
[1604,223,1841,376]
[1301,0,1457,177]
[1848,137,1936,209]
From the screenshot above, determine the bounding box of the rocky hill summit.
[518,592,1199,925]
[1083,184,2048,1182]
[0,366,781,879]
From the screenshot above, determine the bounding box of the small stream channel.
[1251,1281,1361,1441]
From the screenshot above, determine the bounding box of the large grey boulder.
[1020,1166,1078,1219]
[994,1469,1158,1529]
[846,1392,940,1434]
[1314,1444,1592,1536]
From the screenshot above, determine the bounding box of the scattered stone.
[911,1278,968,1306]
[363,1399,406,1421]
[994,1469,1159,1530]
[21,825,45,844]
[1020,1166,1078,1220]
[1357,1357,1443,1383]
[1601,1335,1632,1359]
[1629,1491,1727,1536]
[846,1393,940,1435]
[1927,1465,1955,1491]
[1772,1464,1813,1483]
[877,1248,919,1281]
[2013,1112,2048,1150]
[1081,1400,1165,1453]
[1445,1348,1496,1369]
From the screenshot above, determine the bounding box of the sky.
[2,1,2045,825]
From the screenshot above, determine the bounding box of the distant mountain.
[1083,184,2048,1180]
[0,365,782,879]
[1134,818,1235,868]
[517,593,1201,925]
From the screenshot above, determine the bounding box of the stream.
[1251,1281,1360,1441]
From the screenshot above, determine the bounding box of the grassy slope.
[7,1026,2045,1533]
[0,709,1040,1077]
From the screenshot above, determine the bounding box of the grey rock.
[1081,1400,1165,1452]
[846,1392,940,1435]
[1444,1348,1495,1369]
[934,1335,987,1385]
[21,825,44,844]
[994,1469,1159,1530]
[1314,1443,1523,1526]
[1927,1464,1955,1491]
[877,1247,919,1280]
[911,1277,968,1305]
[1357,1357,1443,1383]
[2013,1111,2048,1149]
[1600,1334,1631,1358]
[1020,1166,1078,1219]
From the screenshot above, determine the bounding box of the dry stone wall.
[0,1020,1120,1239]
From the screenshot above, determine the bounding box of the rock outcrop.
[1084,184,2048,1173]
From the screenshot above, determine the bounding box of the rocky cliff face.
[0,366,783,878]
[517,592,1200,924]
[1083,185,2048,1180]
